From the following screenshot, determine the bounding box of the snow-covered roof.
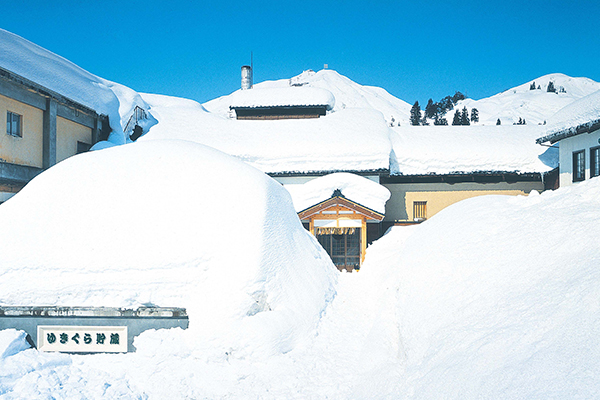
[390,124,556,175]
[229,87,335,110]
[284,173,391,214]
[536,89,600,144]
[205,69,411,126]
[140,93,392,174]
[0,28,149,141]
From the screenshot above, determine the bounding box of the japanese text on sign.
[37,326,127,353]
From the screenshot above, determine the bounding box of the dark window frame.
[573,150,586,182]
[590,146,600,178]
[6,111,22,137]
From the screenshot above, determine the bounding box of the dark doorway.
[316,229,361,272]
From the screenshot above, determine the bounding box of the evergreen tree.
[496,118,501,125]
[452,110,461,125]
[410,101,422,126]
[537,85,541,90]
[452,91,466,104]
[471,108,479,123]
[460,107,470,125]
[530,81,536,90]
[547,81,556,93]
[425,99,436,119]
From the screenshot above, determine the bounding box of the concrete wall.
[0,93,44,168]
[558,130,600,187]
[383,181,544,222]
[56,116,92,163]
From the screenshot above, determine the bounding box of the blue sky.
[1,0,599,105]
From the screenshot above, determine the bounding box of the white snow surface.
[0,140,337,359]
[284,173,391,213]
[455,73,600,126]
[0,28,152,143]
[2,171,599,398]
[204,69,412,126]
[229,86,335,110]
[140,93,392,174]
[390,124,557,174]
[538,89,600,142]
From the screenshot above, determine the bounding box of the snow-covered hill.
[203,69,412,126]
[455,73,600,126]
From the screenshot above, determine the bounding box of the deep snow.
[2,174,599,399]
[0,140,337,361]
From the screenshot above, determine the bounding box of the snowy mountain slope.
[455,73,600,126]
[203,69,412,126]
[0,29,153,143]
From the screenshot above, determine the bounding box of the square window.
[591,147,600,178]
[6,111,22,137]
[573,150,585,182]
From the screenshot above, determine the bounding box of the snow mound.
[229,86,335,110]
[0,140,337,357]
[204,69,411,126]
[141,93,392,174]
[284,173,391,213]
[390,124,556,174]
[0,28,153,143]
[358,177,600,398]
[456,73,600,125]
[0,329,30,359]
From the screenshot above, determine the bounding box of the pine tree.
[452,110,461,125]
[471,108,479,123]
[530,81,536,90]
[452,91,466,104]
[460,107,470,125]
[425,99,436,119]
[547,81,556,93]
[410,101,422,126]
[496,118,501,125]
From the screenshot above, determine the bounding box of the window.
[413,201,427,221]
[6,111,22,137]
[573,150,585,182]
[316,228,361,271]
[591,147,600,178]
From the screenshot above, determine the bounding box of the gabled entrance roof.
[297,190,385,221]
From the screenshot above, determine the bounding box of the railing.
[123,106,147,134]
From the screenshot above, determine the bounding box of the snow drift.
[0,140,337,357]
[355,177,600,398]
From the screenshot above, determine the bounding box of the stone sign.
[0,306,188,352]
[38,325,127,353]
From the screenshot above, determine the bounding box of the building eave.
[536,118,600,144]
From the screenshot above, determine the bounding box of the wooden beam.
[361,218,367,265]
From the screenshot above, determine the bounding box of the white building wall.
[558,130,600,187]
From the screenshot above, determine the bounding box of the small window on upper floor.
[591,146,600,178]
[7,111,22,137]
[573,150,585,182]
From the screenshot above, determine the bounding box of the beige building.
[0,67,110,202]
